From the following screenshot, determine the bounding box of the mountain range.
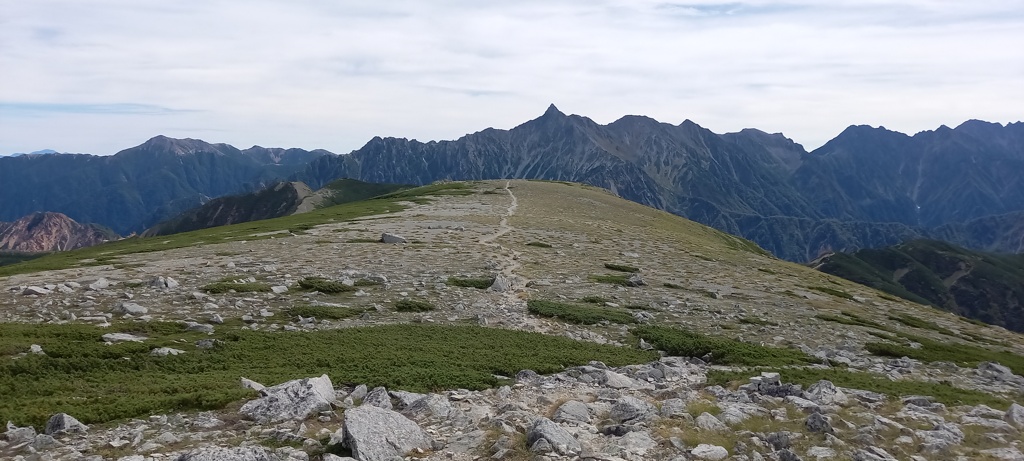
[2,107,1022,261]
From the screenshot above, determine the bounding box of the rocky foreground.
[4,353,1024,461]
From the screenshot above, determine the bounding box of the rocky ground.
[2,180,1023,460]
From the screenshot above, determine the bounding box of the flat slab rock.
[342,405,433,461]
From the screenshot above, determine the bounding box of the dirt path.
[478,181,525,298]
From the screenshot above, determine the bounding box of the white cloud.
[1,0,1021,154]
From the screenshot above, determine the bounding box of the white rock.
[102,333,147,343]
[691,443,729,460]
[342,405,433,461]
[22,286,51,296]
[150,347,186,357]
[240,374,334,423]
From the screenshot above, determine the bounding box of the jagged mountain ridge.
[0,136,332,235]
[2,109,1022,261]
[297,106,1024,261]
[815,239,1024,333]
[0,212,117,252]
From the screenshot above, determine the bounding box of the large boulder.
[240,374,334,424]
[1005,403,1024,429]
[342,405,432,461]
[380,233,407,244]
[173,446,281,461]
[150,276,180,290]
[44,413,88,435]
[552,400,591,424]
[526,417,581,456]
[4,421,36,444]
[402,394,453,423]
[805,380,848,406]
[609,395,657,424]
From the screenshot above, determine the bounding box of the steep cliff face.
[0,212,118,252]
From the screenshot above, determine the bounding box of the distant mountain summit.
[0,212,117,252]
[0,136,334,234]
[6,149,58,157]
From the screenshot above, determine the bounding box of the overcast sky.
[1,0,1022,155]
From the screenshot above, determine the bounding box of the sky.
[1,0,1022,156]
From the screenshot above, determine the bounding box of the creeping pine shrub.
[394,299,435,312]
[632,325,818,367]
[446,277,495,289]
[526,241,553,248]
[297,277,355,294]
[526,300,636,325]
[201,282,272,294]
[604,263,640,273]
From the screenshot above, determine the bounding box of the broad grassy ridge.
[0,182,475,278]
[0,322,658,429]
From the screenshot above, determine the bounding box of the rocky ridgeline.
[4,354,1024,461]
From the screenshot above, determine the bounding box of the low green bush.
[806,285,854,300]
[447,277,495,289]
[580,296,610,304]
[526,242,553,248]
[201,282,272,294]
[526,300,636,325]
[282,305,366,320]
[394,299,435,312]
[815,312,891,332]
[738,317,779,326]
[297,277,356,294]
[865,334,1024,375]
[604,263,640,273]
[888,313,955,336]
[632,325,818,367]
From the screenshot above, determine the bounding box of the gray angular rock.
[362,386,393,410]
[805,380,848,406]
[489,274,514,292]
[526,417,582,456]
[5,421,36,444]
[552,400,590,424]
[342,405,432,461]
[45,413,88,435]
[1005,403,1024,429]
[695,412,728,431]
[610,395,657,424]
[852,447,898,461]
[150,276,180,290]
[691,443,729,460]
[380,232,407,244]
[625,273,647,287]
[115,302,148,315]
[240,374,334,423]
[22,286,51,296]
[402,393,453,423]
[806,412,833,434]
[601,370,639,389]
[87,278,110,291]
[173,446,281,461]
[389,390,427,409]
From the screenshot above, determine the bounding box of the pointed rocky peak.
[542,103,564,118]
